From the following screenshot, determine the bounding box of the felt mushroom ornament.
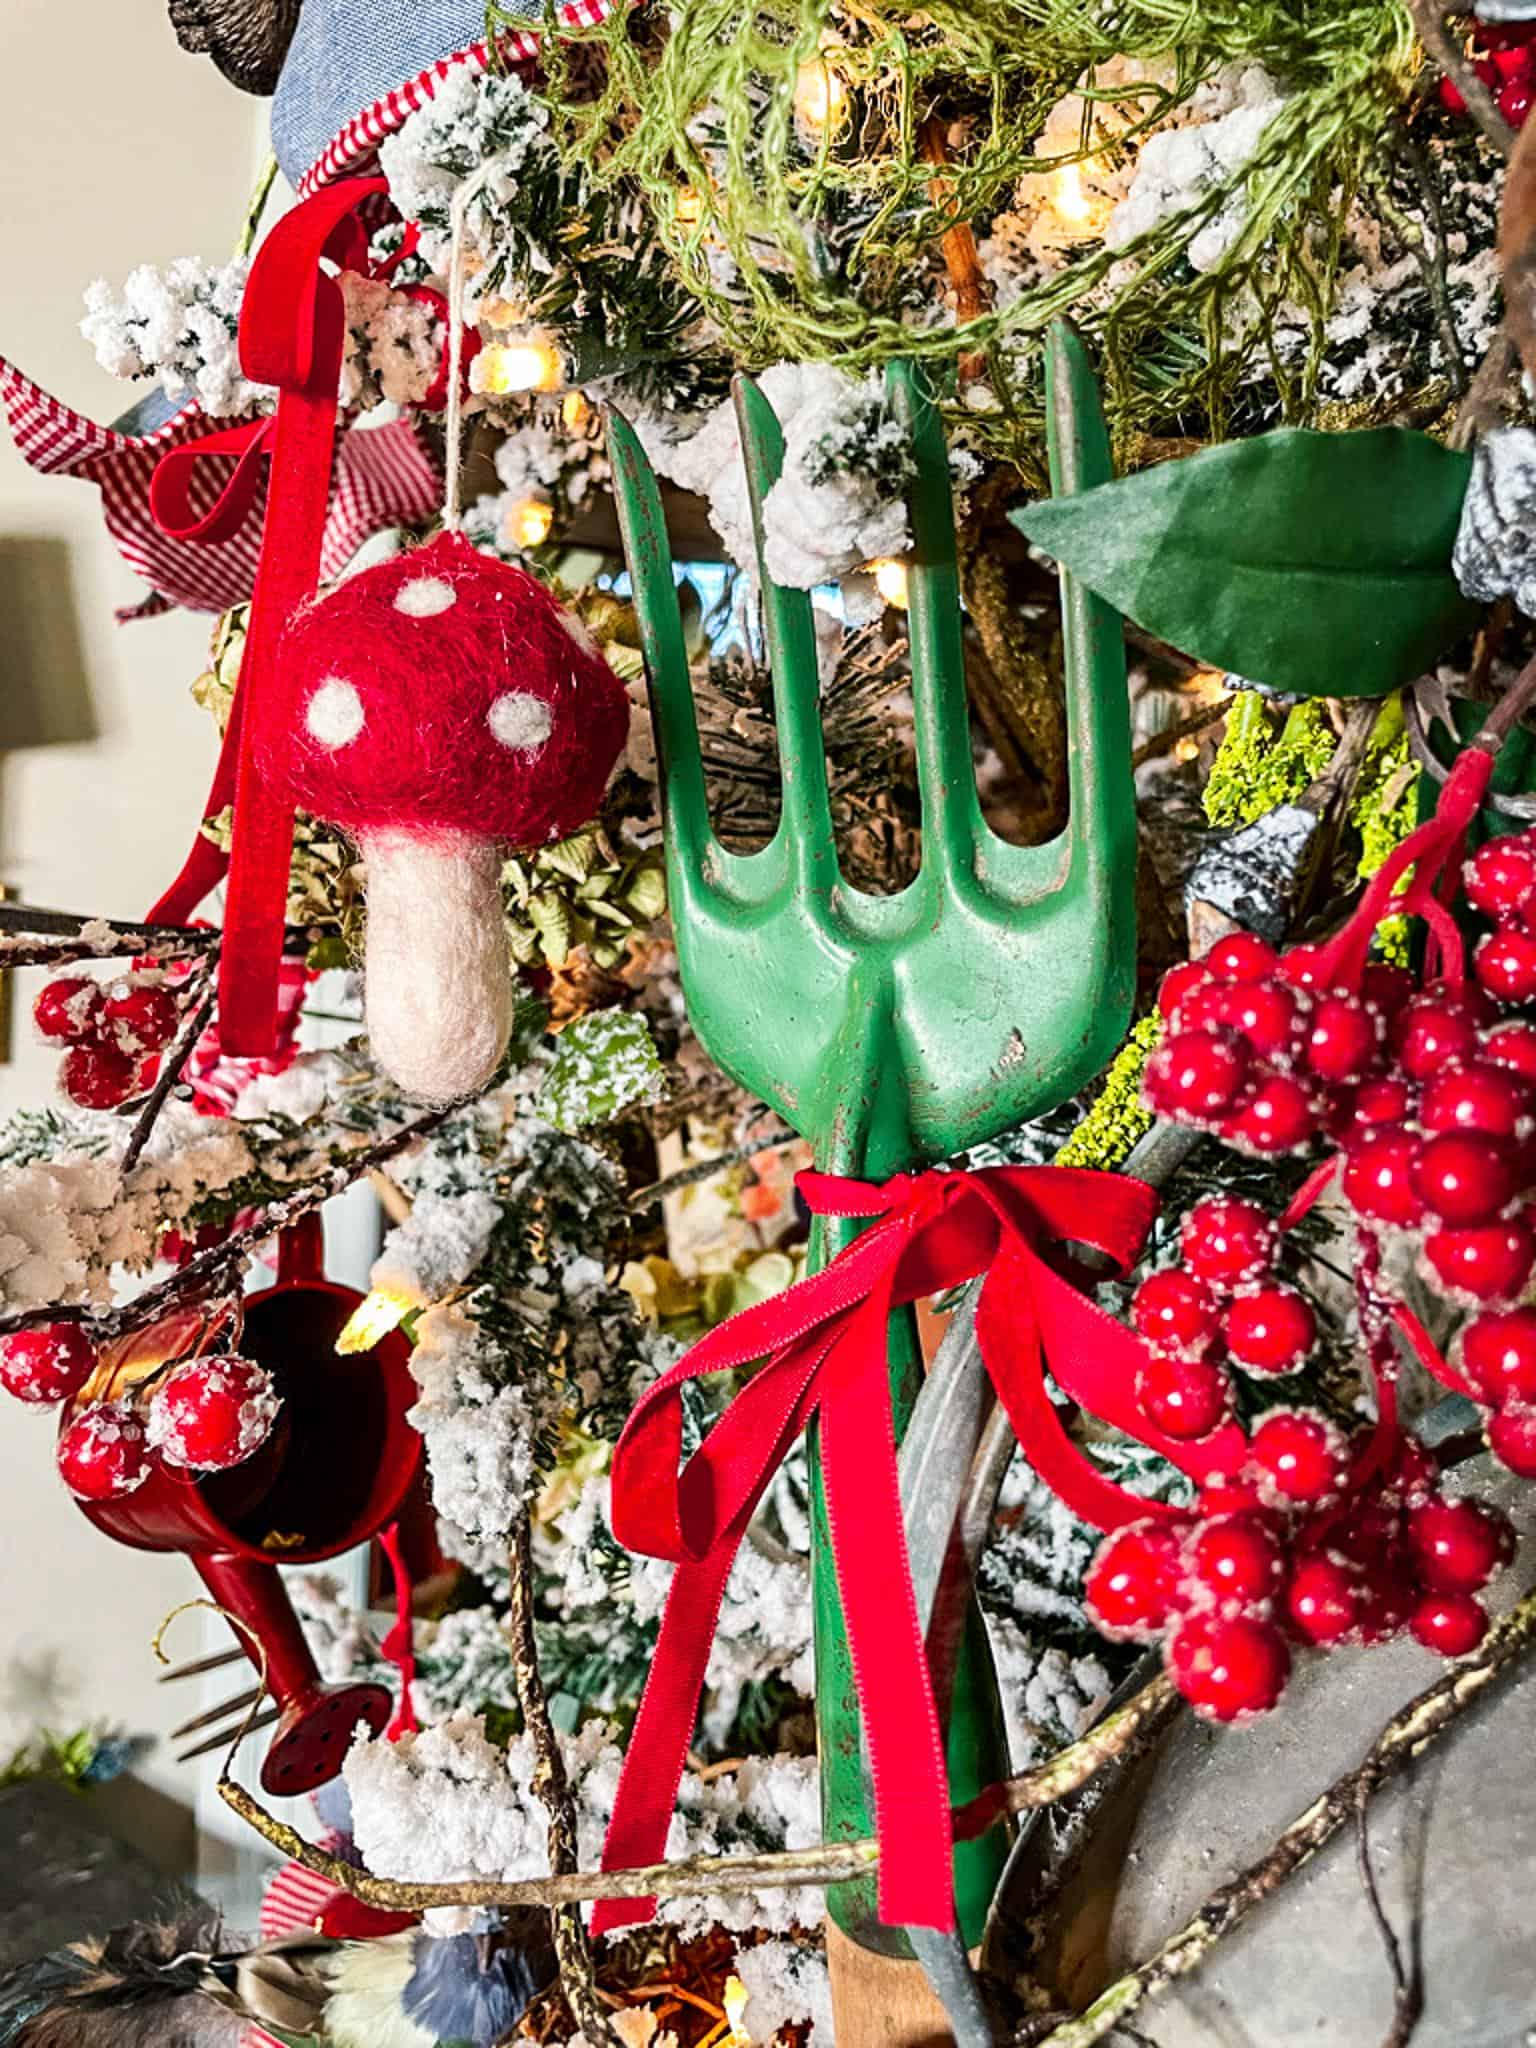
[264,531,629,1103]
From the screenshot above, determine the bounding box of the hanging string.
[443,162,501,532]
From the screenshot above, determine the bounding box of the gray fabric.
[271,0,541,188]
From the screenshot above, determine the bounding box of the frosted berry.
[1423,1215,1536,1302]
[1303,993,1379,1084]
[1355,1572,1415,1646]
[1198,1472,1269,1519]
[1334,1073,1417,1144]
[1179,1198,1277,1290]
[145,1354,282,1473]
[1184,1513,1285,1611]
[1249,1408,1348,1507]
[1131,1267,1220,1353]
[1483,1021,1536,1081]
[1204,932,1277,983]
[1158,960,1210,1024]
[1465,835,1536,922]
[1167,1612,1290,1721]
[1412,1131,1520,1226]
[1222,1286,1316,1375]
[1287,1554,1363,1644]
[0,1323,97,1405]
[1477,928,1536,1005]
[59,1040,139,1110]
[1210,980,1303,1059]
[1361,962,1417,1014]
[101,979,178,1055]
[57,1400,152,1501]
[1410,1589,1489,1658]
[1341,1127,1424,1228]
[1405,1495,1514,1593]
[1280,944,1327,988]
[1085,1518,1187,1640]
[1392,997,1480,1080]
[1487,1400,1536,1476]
[1225,1073,1315,1155]
[1136,1350,1231,1440]
[1460,1307,1536,1405]
[1144,1028,1252,1121]
[1386,1433,1441,1508]
[33,976,103,1044]
[1420,1060,1532,1138]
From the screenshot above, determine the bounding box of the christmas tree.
[6,1,1536,2044]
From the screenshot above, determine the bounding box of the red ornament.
[101,978,179,1055]
[1405,1495,1514,1593]
[1460,1307,1536,1405]
[1222,1286,1316,1375]
[1409,1589,1488,1657]
[1412,1131,1520,1226]
[1166,1612,1290,1721]
[1287,1554,1364,1644]
[146,1353,283,1472]
[1184,1513,1285,1611]
[0,1322,98,1405]
[1179,1197,1276,1289]
[1084,1519,1188,1640]
[1476,927,1536,1004]
[1464,835,1536,921]
[57,1400,152,1500]
[59,1039,139,1109]
[1135,1350,1231,1440]
[33,976,103,1044]
[1144,1027,1252,1122]
[1423,1215,1536,1302]
[1131,1267,1220,1353]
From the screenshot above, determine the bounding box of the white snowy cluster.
[731,1936,833,2048]
[463,418,610,563]
[338,272,446,411]
[1103,64,1284,273]
[81,258,269,417]
[985,1614,1112,1771]
[370,1188,503,1310]
[345,1710,824,1937]
[407,1303,542,1571]
[636,362,910,594]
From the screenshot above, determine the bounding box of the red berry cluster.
[1132,1195,1315,1441]
[0,1322,281,1501]
[34,971,180,1110]
[1087,1440,1514,1720]
[1438,17,1536,128]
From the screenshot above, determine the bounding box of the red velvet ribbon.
[147,177,388,1055]
[593,1162,1246,1939]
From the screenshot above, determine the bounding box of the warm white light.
[794,53,850,135]
[335,1285,418,1356]
[506,496,555,550]
[722,1975,750,2046]
[1174,735,1201,763]
[475,337,563,397]
[1052,160,1094,227]
[675,184,704,227]
[868,556,910,610]
[561,389,593,431]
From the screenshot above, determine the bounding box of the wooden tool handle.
[826,1923,959,2048]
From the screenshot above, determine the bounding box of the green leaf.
[1012,428,1478,698]
[538,1009,665,1133]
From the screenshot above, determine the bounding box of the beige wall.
[0,0,270,1841]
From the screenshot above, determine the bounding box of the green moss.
[1056,1012,1163,1169]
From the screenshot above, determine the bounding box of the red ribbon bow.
[594,1163,1246,1938]
[147,177,388,1056]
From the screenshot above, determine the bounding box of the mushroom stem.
[359,830,512,1105]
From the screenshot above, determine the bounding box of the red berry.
[1405,1494,1514,1593]
[1438,73,1468,111]
[1280,944,1327,988]
[1362,962,1417,1014]
[1341,1127,1425,1228]
[1179,1197,1277,1289]
[1132,1267,1220,1353]
[1144,1027,1253,1121]
[1347,1074,1418,1132]
[1386,1433,1441,1508]
[1498,76,1535,123]
[57,1400,152,1501]
[1465,834,1536,920]
[1487,1399,1536,1476]
[1303,993,1379,1084]
[1410,1589,1489,1657]
[59,1040,139,1110]
[1167,1612,1290,1721]
[101,979,178,1055]
[1250,1408,1349,1507]
[1287,1553,1363,1644]
[1423,1215,1536,1301]
[1477,928,1536,1004]
[1204,932,1277,983]
[1085,1518,1188,1640]
[1185,1513,1286,1611]
[1222,1286,1316,1375]
[145,1354,282,1473]
[1158,960,1210,1024]
[1198,1473,1269,1519]
[1209,980,1303,1059]
[1461,1306,1536,1404]
[1356,1573,1415,1646]
[1420,1060,1532,1138]
[1136,1350,1232,1440]
[1483,1021,1536,1081]
[1225,1073,1316,1155]
[1392,997,1480,1080]
[33,976,103,1045]
[0,1324,98,1405]
[1413,1130,1520,1225]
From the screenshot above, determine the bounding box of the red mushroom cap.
[263,531,629,847]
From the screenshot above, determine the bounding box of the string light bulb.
[506,497,555,550]
[722,1976,751,2047]
[794,50,851,135]
[675,184,704,228]
[868,556,910,610]
[561,389,593,432]
[474,335,564,398]
[336,1283,420,1356]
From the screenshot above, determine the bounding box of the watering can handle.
[196,1551,328,1704]
[275,1212,326,1288]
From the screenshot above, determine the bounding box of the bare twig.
[0,913,223,970]
[1355,1785,1422,2048]
[120,968,219,1176]
[1451,327,1519,450]
[627,1126,798,1209]
[1407,0,1513,159]
[216,1671,1177,1913]
[508,1509,617,2047]
[1376,146,1468,397]
[1131,696,1234,770]
[1031,1579,1536,2047]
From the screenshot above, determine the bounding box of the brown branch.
[120,968,219,1177]
[508,1508,617,2047]
[1408,0,1513,159]
[919,116,991,381]
[1355,1784,1422,2048]
[0,919,222,971]
[216,1672,1176,1914]
[1131,695,1234,769]
[1032,1578,1536,2047]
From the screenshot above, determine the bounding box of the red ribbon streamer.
[593,1163,1245,1938]
[147,177,388,1055]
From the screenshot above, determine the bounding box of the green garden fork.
[607,321,1136,1971]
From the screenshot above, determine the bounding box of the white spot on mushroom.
[394,576,458,618]
[555,610,601,659]
[488,691,553,752]
[305,677,365,749]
